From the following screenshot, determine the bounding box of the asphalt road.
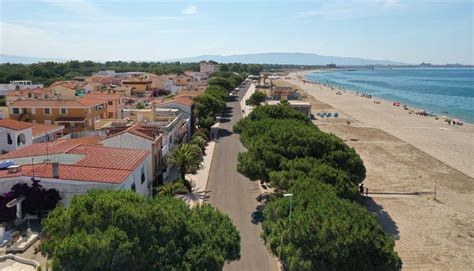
[206,82,278,271]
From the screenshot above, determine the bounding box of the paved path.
[180,140,216,206]
[206,82,278,271]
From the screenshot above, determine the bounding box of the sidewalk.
[179,130,218,207]
[240,83,256,117]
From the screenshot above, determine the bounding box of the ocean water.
[305,68,474,123]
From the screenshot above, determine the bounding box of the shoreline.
[285,71,474,178]
[301,69,473,125]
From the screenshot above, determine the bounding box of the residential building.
[100,124,163,185]
[0,119,64,153]
[200,62,220,74]
[267,100,312,117]
[98,108,188,183]
[121,78,152,96]
[31,123,64,143]
[154,96,196,140]
[269,86,300,100]
[85,93,125,119]
[5,88,54,106]
[0,141,151,205]
[8,98,107,133]
[0,119,33,153]
[48,81,80,98]
[8,81,44,90]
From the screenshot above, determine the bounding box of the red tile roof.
[0,142,150,184]
[55,136,103,145]
[9,97,106,108]
[32,123,63,137]
[49,81,78,90]
[68,145,149,171]
[85,93,123,101]
[104,124,162,141]
[155,96,194,107]
[0,164,131,184]
[0,119,34,130]
[0,141,79,159]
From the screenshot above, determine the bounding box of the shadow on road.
[363,197,400,240]
[216,128,233,139]
[251,204,265,225]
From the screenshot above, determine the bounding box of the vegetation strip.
[233,105,402,271]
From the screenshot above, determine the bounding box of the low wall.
[0,254,40,268]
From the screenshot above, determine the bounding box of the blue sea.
[305,68,474,123]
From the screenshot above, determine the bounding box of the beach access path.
[206,81,278,271]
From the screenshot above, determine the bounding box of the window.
[60,108,68,115]
[7,133,12,145]
[108,101,113,106]
[131,183,136,192]
[141,167,146,184]
[17,133,26,147]
[44,108,51,115]
[12,108,20,115]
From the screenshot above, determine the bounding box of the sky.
[1,0,473,64]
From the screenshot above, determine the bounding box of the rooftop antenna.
[31,158,35,180]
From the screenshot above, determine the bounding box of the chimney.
[52,162,60,178]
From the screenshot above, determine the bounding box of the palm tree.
[167,144,203,191]
[157,181,188,197]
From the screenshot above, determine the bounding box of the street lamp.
[284,193,293,243]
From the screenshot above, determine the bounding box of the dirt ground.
[304,93,474,270]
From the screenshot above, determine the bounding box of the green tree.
[167,144,203,191]
[195,93,226,118]
[245,90,267,106]
[157,181,188,196]
[41,190,240,270]
[190,136,207,152]
[208,77,233,91]
[262,179,402,271]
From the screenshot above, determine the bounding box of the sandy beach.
[280,72,474,270]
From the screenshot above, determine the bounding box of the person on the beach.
[359,183,364,194]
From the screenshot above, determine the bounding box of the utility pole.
[284,193,293,242]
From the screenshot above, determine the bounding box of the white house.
[154,97,195,141]
[100,124,163,185]
[0,119,64,154]
[0,142,151,206]
[0,119,33,153]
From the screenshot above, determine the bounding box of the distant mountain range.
[166,52,406,66]
[0,54,66,64]
[1,52,405,65]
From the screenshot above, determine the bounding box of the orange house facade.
[8,98,107,133]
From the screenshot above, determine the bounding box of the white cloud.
[182,4,198,15]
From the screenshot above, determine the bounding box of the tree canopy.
[0,179,60,223]
[245,90,267,107]
[263,179,402,271]
[41,190,240,271]
[0,61,199,86]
